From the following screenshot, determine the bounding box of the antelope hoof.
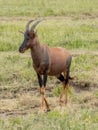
[45,109,51,113]
[59,99,64,106]
[38,107,45,113]
[59,99,64,103]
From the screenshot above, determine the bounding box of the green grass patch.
[0,109,98,130]
[0,0,98,129]
[0,19,98,51]
[0,0,98,17]
[53,85,74,97]
[71,54,98,82]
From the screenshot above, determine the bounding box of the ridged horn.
[26,19,34,31]
[31,18,44,31]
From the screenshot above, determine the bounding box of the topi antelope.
[19,19,73,112]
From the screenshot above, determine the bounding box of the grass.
[0,0,98,129]
[72,54,98,82]
[0,19,98,86]
[0,0,98,17]
[0,18,98,51]
[0,109,98,130]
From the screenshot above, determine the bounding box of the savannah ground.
[0,0,98,130]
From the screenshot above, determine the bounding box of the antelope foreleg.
[40,87,45,111]
[38,70,50,112]
[40,87,50,111]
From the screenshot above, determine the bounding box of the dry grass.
[0,1,98,129]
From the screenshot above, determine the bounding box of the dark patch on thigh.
[57,74,64,82]
[64,56,72,84]
[66,56,72,70]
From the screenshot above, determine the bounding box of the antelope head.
[19,19,43,53]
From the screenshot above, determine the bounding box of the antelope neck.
[30,41,42,67]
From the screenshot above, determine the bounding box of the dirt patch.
[0,80,98,117]
[70,80,98,92]
[1,14,98,22]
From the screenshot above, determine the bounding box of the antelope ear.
[19,30,24,34]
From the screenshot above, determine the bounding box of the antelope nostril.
[19,47,26,53]
[19,47,24,53]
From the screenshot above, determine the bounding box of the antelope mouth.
[19,48,26,53]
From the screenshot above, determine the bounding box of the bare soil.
[0,80,98,117]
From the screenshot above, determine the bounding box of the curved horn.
[26,19,34,31]
[31,18,44,31]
